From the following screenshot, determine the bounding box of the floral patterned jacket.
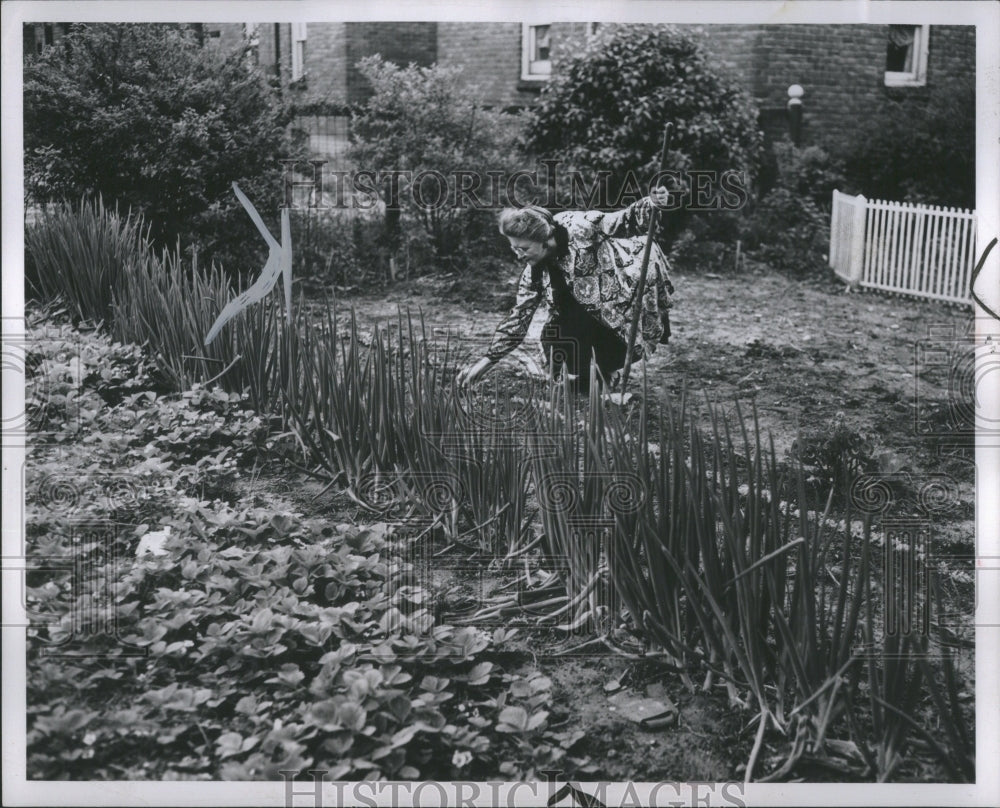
[486,196,674,364]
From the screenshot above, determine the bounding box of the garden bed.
[23,254,975,783]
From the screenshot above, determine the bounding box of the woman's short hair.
[498,206,554,243]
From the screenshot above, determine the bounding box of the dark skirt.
[540,296,628,391]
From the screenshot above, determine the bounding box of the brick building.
[22,22,72,56]
[213,21,973,161]
[690,23,975,149]
[24,21,975,161]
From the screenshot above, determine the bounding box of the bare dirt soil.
[337,259,974,493]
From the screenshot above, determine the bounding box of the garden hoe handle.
[620,122,673,393]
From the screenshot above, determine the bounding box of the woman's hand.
[456,357,494,387]
[650,185,675,208]
[650,176,689,208]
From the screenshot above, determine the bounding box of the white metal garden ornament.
[203,182,292,346]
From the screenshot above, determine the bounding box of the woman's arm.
[589,186,675,239]
[485,265,544,363]
[457,266,544,385]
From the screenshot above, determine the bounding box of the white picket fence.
[829,190,977,305]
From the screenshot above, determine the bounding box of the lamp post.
[787,84,804,146]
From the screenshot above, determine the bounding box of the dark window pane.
[886,25,916,72]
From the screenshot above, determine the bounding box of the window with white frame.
[884,24,929,87]
[521,24,551,80]
[291,22,307,81]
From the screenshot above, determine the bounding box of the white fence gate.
[829,190,977,305]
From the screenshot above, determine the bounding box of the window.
[885,24,929,87]
[521,23,551,80]
[291,22,307,82]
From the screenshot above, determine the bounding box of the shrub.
[289,209,389,290]
[840,78,974,209]
[24,23,300,272]
[347,55,525,272]
[741,187,829,275]
[769,140,846,208]
[668,210,745,274]
[787,412,877,496]
[739,141,843,275]
[525,24,763,235]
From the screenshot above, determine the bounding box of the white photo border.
[3,2,998,806]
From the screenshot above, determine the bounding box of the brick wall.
[301,23,349,101]
[263,23,293,85]
[435,22,592,108]
[22,23,74,58]
[691,24,975,154]
[207,23,244,54]
[926,25,976,88]
[436,22,526,107]
[748,25,886,149]
[204,23,349,101]
[688,24,760,86]
[216,23,294,85]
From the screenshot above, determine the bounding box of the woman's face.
[507,236,549,266]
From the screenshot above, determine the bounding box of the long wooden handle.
[620,122,673,391]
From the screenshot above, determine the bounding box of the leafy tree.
[24,23,300,272]
[525,24,763,242]
[348,55,524,271]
